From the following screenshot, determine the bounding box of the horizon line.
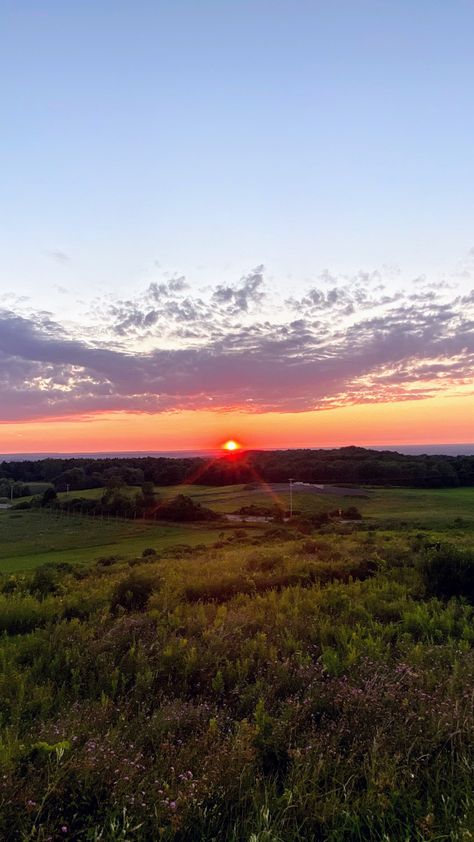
[2,441,474,459]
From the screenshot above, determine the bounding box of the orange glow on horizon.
[0,393,473,454]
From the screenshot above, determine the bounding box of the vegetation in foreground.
[0,493,473,840]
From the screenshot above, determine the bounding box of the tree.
[41,487,57,507]
[53,468,86,491]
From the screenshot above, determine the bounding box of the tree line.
[1,446,474,490]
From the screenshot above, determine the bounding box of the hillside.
[0,488,473,839]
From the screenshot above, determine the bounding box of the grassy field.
[3,485,474,574]
[49,482,474,522]
[156,483,474,526]
[18,481,474,526]
[0,510,225,572]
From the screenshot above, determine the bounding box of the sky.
[1,0,474,453]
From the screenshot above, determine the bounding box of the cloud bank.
[1,266,473,422]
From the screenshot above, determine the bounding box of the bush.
[421,545,474,602]
[343,506,362,520]
[96,554,121,567]
[30,566,60,599]
[0,593,58,633]
[300,539,319,554]
[1,576,24,595]
[142,547,157,558]
[156,494,220,522]
[110,572,157,613]
[246,552,285,573]
[41,487,57,507]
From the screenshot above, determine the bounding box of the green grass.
[15,482,474,527]
[361,486,474,527]
[158,483,474,526]
[0,522,473,840]
[0,510,224,572]
[5,486,474,574]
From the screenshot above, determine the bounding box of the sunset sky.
[1,1,474,453]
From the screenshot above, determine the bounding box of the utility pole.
[289,478,295,518]
[10,481,14,503]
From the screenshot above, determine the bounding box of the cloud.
[147,276,189,300]
[212,266,266,313]
[0,266,473,422]
[45,249,70,264]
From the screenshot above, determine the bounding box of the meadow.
[0,486,473,840]
[0,510,225,573]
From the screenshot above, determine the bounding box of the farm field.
[0,510,225,572]
[47,482,474,524]
[13,480,474,525]
[3,485,474,575]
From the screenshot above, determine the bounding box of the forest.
[2,446,474,493]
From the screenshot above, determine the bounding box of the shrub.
[343,506,362,520]
[0,593,58,633]
[246,552,285,573]
[110,572,156,613]
[300,539,319,554]
[30,566,60,599]
[421,545,474,602]
[156,494,220,522]
[237,504,273,517]
[96,554,121,567]
[142,547,157,558]
[262,527,291,541]
[1,576,24,595]
[41,487,57,507]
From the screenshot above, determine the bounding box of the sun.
[222,439,241,452]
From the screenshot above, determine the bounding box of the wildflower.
[61,826,68,834]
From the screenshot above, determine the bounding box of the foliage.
[0,479,30,499]
[2,445,474,492]
[110,572,157,613]
[0,502,473,840]
[154,494,221,522]
[41,487,57,507]
[421,544,474,602]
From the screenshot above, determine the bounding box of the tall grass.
[0,529,473,839]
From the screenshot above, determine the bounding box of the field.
[0,485,473,840]
[0,511,226,572]
[3,485,474,574]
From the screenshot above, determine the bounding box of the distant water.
[1,444,474,461]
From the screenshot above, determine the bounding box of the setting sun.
[222,439,241,452]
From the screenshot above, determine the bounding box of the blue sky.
[1,1,474,448]
[2,0,474,313]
